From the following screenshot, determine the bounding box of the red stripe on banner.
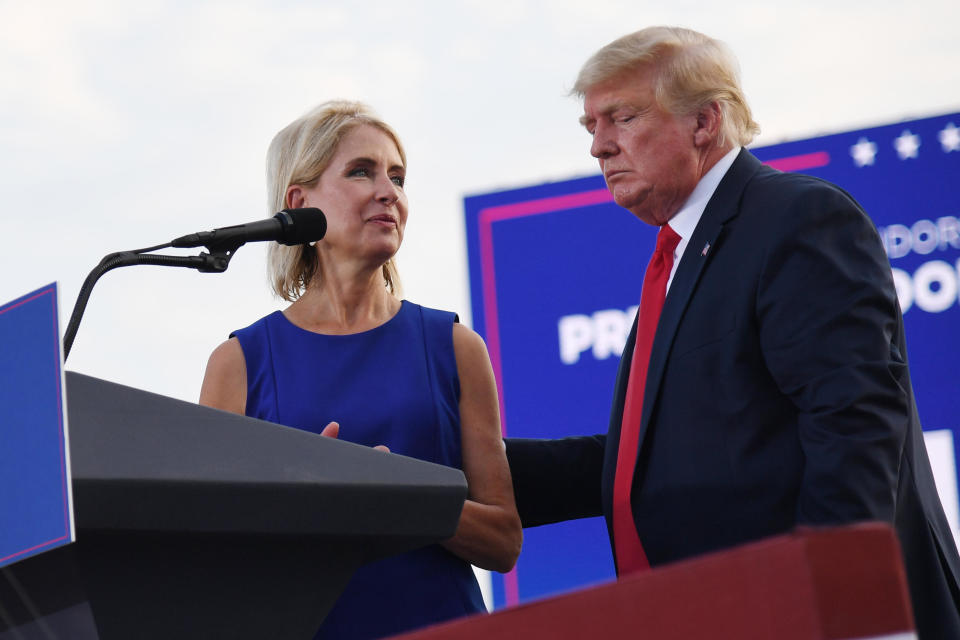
[0,287,55,316]
[0,534,71,565]
[477,187,613,607]
[763,151,830,172]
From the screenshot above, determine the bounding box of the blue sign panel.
[751,115,960,433]
[464,112,960,608]
[0,283,74,567]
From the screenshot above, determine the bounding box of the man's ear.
[693,101,723,147]
[286,184,306,209]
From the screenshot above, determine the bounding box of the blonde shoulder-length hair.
[265,100,405,301]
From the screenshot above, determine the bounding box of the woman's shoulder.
[403,300,457,317]
[403,301,486,362]
[403,300,460,325]
[230,310,285,340]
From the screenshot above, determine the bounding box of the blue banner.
[0,283,74,568]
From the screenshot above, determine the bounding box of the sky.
[1,0,958,404]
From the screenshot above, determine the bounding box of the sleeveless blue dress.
[231,301,486,639]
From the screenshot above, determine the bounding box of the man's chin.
[626,205,672,228]
[611,189,639,211]
[610,192,657,226]
[614,196,676,227]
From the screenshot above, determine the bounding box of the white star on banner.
[939,123,960,153]
[850,137,878,167]
[894,130,921,160]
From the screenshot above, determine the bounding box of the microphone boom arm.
[63,207,325,361]
[63,244,239,361]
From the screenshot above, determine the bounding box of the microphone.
[170,207,327,249]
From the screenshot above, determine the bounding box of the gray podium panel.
[1,372,467,640]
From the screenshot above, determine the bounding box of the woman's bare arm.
[441,324,522,573]
[198,337,247,415]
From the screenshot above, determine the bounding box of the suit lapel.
[636,150,764,453]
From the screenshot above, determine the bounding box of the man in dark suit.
[505,26,960,637]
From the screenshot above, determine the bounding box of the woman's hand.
[320,422,340,438]
[320,421,390,453]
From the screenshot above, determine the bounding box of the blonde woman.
[200,101,521,639]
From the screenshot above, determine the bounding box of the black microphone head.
[275,208,327,245]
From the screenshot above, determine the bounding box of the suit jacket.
[506,149,960,638]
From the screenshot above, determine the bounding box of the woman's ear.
[286,184,306,209]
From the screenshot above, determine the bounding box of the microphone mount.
[63,208,326,361]
[63,241,240,361]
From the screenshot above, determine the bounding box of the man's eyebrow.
[579,100,636,127]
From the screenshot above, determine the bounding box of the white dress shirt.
[665,146,741,291]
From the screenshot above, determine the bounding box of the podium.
[0,372,467,639]
[392,523,916,640]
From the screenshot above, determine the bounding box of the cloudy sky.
[1,0,957,403]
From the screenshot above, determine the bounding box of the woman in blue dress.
[199,101,522,639]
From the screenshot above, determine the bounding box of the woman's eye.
[348,167,370,177]
[391,175,405,187]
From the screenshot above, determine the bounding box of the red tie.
[612,223,682,575]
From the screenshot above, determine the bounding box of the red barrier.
[391,523,915,640]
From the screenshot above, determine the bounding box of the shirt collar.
[668,146,741,242]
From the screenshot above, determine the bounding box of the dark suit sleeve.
[504,435,606,527]
[755,182,907,525]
